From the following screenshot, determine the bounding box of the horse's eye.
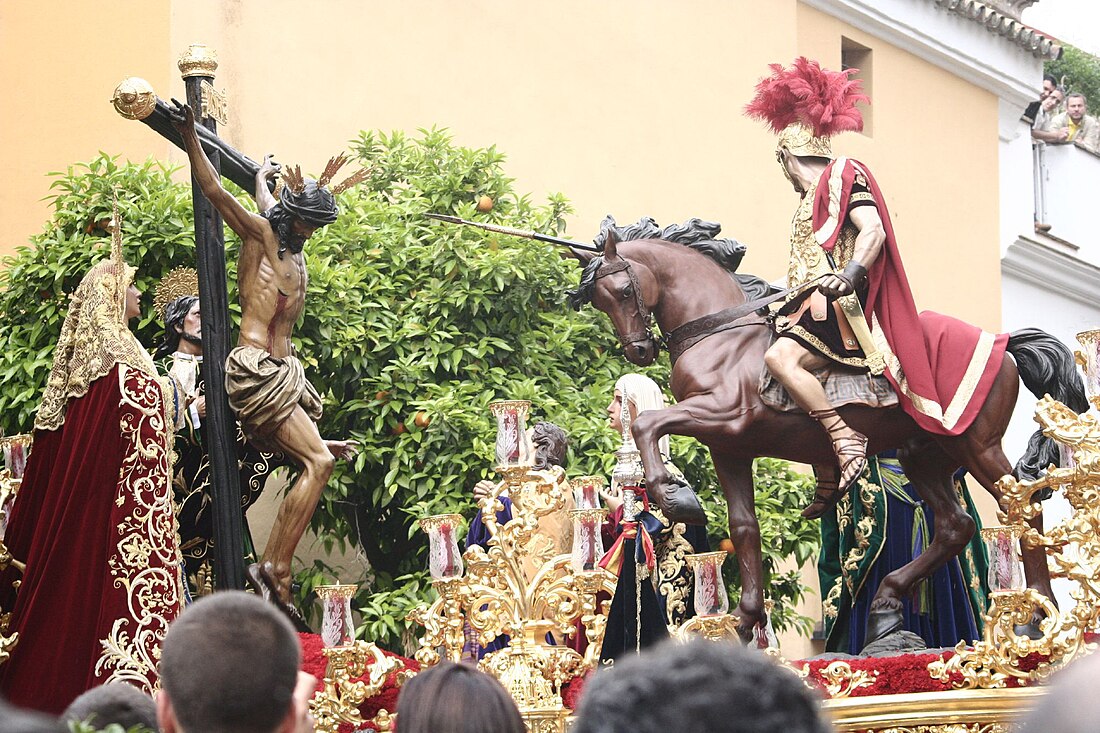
[622,285,634,299]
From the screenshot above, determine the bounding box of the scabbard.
[836,293,886,376]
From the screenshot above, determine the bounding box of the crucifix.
[113,46,254,592]
[113,46,358,618]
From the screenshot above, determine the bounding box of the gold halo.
[153,266,199,320]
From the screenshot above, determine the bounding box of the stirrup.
[808,408,868,494]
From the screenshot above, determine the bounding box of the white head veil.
[614,373,670,459]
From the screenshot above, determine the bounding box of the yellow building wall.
[0,1,176,248]
[1,0,1007,656]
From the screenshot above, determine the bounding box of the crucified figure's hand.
[323,439,358,461]
[255,154,281,214]
[166,98,195,132]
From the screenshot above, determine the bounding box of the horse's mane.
[569,215,775,310]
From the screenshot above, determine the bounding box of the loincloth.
[759,362,898,412]
[225,345,322,451]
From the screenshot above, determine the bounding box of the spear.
[425,213,600,252]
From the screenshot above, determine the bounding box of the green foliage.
[0,132,821,653]
[1047,44,1100,112]
[0,156,198,428]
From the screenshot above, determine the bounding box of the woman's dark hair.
[395,661,525,733]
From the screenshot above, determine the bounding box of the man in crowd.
[1033,92,1100,153]
[157,591,315,733]
[572,638,831,733]
[1030,85,1065,137]
[1021,74,1058,126]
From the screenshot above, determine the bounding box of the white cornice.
[1001,237,1100,309]
[801,0,1040,109]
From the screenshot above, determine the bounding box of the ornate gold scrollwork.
[928,395,1100,689]
[408,466,616,732]
[309,640,402,733]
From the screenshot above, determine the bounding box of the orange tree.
[0,134,818,652]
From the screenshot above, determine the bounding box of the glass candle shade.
[1057,440,1077,471]
[1,434,31,479]
[573,476,605,510]
[570,508,608,572]
[489,401,533,469]
[981,526,1026,592]
[753,600,778,650]
[687,551,730,617]
[316,583,357,648]
[1076,329,1100,408]
[420,514,465,580]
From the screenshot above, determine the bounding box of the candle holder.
[979,526,1026,593]
[489,400,534,474]
[309,637,402,733]
[420,514,465,581]
[0,434,31,542]
[409,402,617,731]
[572,476,605,510]
[317,583,358,648]
[569,508,608,573]
[1076,329,1100,410]
[929,392,1100,689]
[686,551,730,617]
[0,434,31,480]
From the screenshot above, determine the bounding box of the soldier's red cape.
[812,157,1008,435]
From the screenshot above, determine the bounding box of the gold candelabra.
[928,329,1100,688]
[309,583,408,733]
[408,401,617,731]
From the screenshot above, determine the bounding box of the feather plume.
[744,57,868,138]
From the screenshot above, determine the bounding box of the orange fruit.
[414,411,431,428]
[476,195,494,212]
[718,538,735,554]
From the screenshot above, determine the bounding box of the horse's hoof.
[661,481,707,525]
[864,606,904,647]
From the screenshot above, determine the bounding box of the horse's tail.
[1007,328,1088,481]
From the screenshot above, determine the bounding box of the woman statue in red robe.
[0,220,184,712]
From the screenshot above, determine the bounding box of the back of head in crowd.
[1019,652,1100,733]
[0,697,65,733]
[64,683,159,732]
[572,638,832,733]
[395,661,525,733]
[158,591,301,733]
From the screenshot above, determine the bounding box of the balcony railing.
[1033,140,1100,262]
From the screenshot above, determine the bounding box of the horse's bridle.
[595,256,826,365]
[594,259,659,351]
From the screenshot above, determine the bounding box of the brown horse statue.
[568,216,1086,646]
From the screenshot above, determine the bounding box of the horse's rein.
[595,256,828,365]
[663,277,831,364]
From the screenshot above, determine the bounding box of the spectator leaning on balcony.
[1021,73,1057,126]
[1033,92,1100,153]
[1030,86,1065,136]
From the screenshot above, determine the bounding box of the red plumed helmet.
[745,57,869,139]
